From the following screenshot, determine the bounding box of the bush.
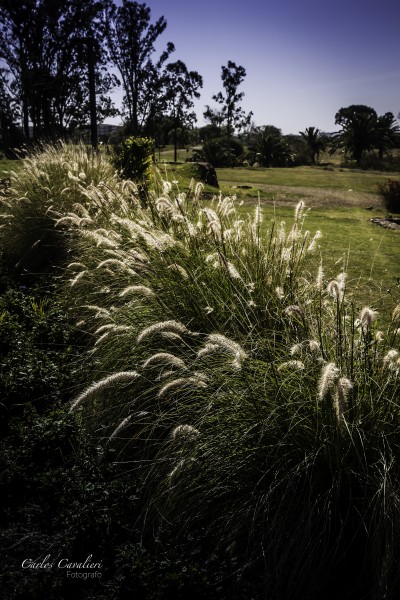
[112,137,154,205]
[193,137,244,167]
[0,142,121,276]
[377,178,400,212]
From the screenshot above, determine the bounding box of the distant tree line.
[0,0,202,157]
[0,0,399,169]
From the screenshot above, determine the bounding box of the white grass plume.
[70,371,138,412]
[318,362,340,401]
[360,307,378,330]
[206,334,247,369]
[277,360,305,372]
[137,320,189,343]
[108,415,132,442]
[142,353,186,370]
[158,376,208,398]
[334,378,353,430]
[171,424,200,441]
[119,285,155,298]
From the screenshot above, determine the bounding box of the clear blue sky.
[110,0,400,134]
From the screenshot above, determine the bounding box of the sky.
[109,0,400,134]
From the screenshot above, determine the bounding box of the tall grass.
[3,143,400,598]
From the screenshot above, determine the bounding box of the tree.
[205,61,252,167]
[332,105,378,163]
[375,112,400,159]
[102,0,175,135]
[246,125,291,167]
[331,105,400,165]
[0,0,117,140]
[164,60,202,162]
[299,126,326,164]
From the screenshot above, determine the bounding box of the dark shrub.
[377,178,400,212]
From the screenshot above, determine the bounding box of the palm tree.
[299,127,326,164]
[374,112,400,160]
[247,126,291,167]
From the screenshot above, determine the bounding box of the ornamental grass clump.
[10,143,400,598]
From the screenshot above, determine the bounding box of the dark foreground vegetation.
[1,143,400,600]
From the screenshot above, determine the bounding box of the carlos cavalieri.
[22,554,103,578]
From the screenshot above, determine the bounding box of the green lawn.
[249,204,400,324]
[217,165,400,194]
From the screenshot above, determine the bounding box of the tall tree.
[205,61,252,167]
[0,0,117,140]
[164,60,202,162]
[102,0,175,135]
[332,105,378,163]
[299,126,326,164]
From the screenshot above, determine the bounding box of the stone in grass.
[178,162,219,188]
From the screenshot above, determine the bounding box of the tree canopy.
[0,0,117,140]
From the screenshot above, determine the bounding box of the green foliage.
[377,178,400,213]
[246,125,292,166]
[103,0,175,135]
[193,137,244,167]
[2,142,400,598]
[0,286,87,429]
[0,1,117,140]
[299,126,326,164]
[332,105,400,165]
[112,136,154,204]
[0,142,122,276]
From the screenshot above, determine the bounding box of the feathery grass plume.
[277,360,305,372]
[284,305,304,321]
[81,230,119,248]
[307,230,322,253]
[327,279,341,300]
[108,415,132,442]
[158,376,208,398]
[119,285,155,298]
[70,271,87,287]
[226,261,242,280]
[275,286,285,300]
[309,340,321,354]
[295,200,305,221]
[168,459,185,479]
[375,330,385,343]
[142,353,187,370]
[217,195,236,218]
[84,305,111,319]
[202,208,222,241]
[205,253,220,269]
[95,324,115,335]
[318,362,340,401]
[197,343,221,359]
[137,320,190,343]
[70,371,139,412]
[383,349,399,370]
[334,377,353,430]
[156,196,179,217]
[95,325,133,346]
[360,307,378,330]
[160,332,185,342]
[167,263,189,279]
[392,305,400,322]
[206,334,248,369]
[316,263,324,290]
[171,424,200,441]
[290,343,302,356]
